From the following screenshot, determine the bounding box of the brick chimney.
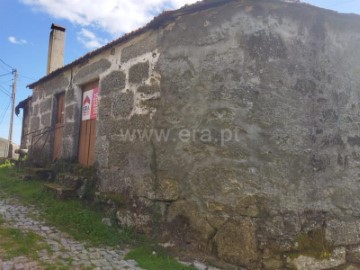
[47,23,66,74]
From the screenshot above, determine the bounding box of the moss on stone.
[52,160,95,177]
[287,229,333,260]
[101,193,126,207]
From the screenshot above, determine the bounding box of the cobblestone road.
[0,195,144,270]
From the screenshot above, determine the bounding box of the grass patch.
[0,166,141,247]
[0,226,48,260]
[126,246,197,270]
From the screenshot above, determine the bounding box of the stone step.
[55,173,84,190]
[44,183,77,199]
[28,168,56,181]
[14,173,32,181]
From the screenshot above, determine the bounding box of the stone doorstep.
[27,168,56,181]
[44,183,77,199]
[55,173,83,190]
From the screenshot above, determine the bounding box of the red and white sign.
[82,87,99,121]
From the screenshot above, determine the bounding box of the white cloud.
[20,0,198,36]
[77,28,108,49]
[8,36,28,45]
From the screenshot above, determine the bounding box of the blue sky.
[0,0,359,145]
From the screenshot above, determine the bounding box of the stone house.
[0,138,19,158]
[0,138,10,158]
[21,0,360,268]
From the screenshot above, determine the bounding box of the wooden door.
[78,82,98,166]
[53,93,65,161]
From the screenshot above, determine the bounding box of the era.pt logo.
[83,95,91,105]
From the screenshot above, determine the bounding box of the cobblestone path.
[0,195,144,270]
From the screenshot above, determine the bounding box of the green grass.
[0,214,70,269]
[0,226,48,260]
[0,165,141,246]
[126,246,197,270]
[0,164,197,270]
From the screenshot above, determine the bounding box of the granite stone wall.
[29,75,69,163]
[28,0,360,268]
